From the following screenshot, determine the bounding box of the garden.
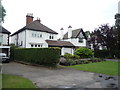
[59,47,120,76]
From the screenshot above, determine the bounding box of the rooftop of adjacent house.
[11,20,58,36]
[63,28,87,39]
[46,40,75,47]
[0,26,11,34]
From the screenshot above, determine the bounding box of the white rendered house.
[0,26,11,56]
[11,14,75,55]
[60,26,87,48]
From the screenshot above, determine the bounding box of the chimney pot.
[60,28,64,30]
[68,25,72,28]
[36,17,41,23]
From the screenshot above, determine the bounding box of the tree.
[114,13,120,50]
[90,24,117,51]
[0,0,6,22]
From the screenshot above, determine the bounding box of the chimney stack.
[60,28,64,40]
[26,13,34,25]
[68,25,72,38]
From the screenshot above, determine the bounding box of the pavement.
[2,62,120,89]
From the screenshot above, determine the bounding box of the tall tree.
[90,24,116,51]
[114,13,120,50]
[0,0,6,23]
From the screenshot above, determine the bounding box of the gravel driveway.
[2,62,119,88]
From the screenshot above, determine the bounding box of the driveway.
[2,62,119,88]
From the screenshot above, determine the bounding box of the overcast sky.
[2,0,119,36]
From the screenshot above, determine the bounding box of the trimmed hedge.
[14,48,61,65]
[94,50,120,59]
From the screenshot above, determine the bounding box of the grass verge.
[67,61,120,76]
[1,74,36,88]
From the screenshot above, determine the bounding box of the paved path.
[2,62,119,88]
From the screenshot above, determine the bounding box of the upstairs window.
[40,34,42,38]
[78,37,83,43]
[49,34,54,39]
[49,36,51,39]
[52,36,54,39]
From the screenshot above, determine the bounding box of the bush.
[60,53,80,66]
[64,53,73,59]
[10,44,18,60]
[94,50,120,59]
[64,53,80,59]
[14,48,61,66]
[74,47,94,58]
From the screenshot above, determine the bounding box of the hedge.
[94,50,120,59]
[14,48,61,65]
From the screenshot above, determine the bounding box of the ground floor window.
[30,44,43,48]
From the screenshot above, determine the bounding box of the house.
[11,14,58,48]
[46,40,75,55]
[0,26,11,56]
[60,26,87,48]
[11,14,75,55]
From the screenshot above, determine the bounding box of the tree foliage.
[74,47,93,58]
[90,24,117,51]
[114,13,120,50]
[0,1,6,22]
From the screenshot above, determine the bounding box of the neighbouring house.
[0,26,11,56]
[60,26,87,48]
[46,40,75,55]
[11,14,75,55]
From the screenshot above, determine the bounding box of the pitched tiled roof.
[0,26,11,34]
[63,28,87,39]
[11,20,58,36]
[46,40,75,47]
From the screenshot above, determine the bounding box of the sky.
[2,0,120,37]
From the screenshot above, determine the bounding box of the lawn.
[67,61,120,76]
[1,74,36,88]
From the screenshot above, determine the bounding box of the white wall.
[63,32,86,47]
[61,47,74,55]
[11,29,58,48]
[11,31,26,47]
[0,33,9,45]
[26,30,48,48]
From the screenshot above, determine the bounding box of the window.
[32,33,34,37]
[52,36,54,39]
[38,45,40,47]
[35,45,37,47]
[21,41,23,46]
[78,38,83,43]
[40,34,42,38]
[31,44,34,47]
[41,45,42,47]
[49,36,51,39]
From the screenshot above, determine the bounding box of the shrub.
[74,47,94,58]
[64,53,73,59]
[64,53,80,59]
[60,53,80,66]
[94,50,120,59]
[14,48,61,66]
[10,44,18,60]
